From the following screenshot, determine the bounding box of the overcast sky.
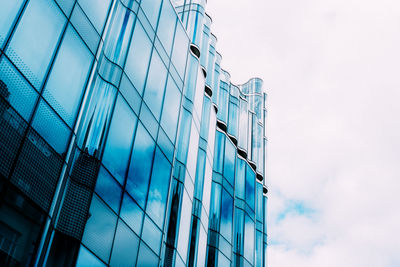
[206,0,400,266]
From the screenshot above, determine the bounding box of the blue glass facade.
[0,0,268,266]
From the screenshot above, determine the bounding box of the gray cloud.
[207,0,400,266]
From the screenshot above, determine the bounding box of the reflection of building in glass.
[0,0,268,266]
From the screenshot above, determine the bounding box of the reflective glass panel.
[136,242,159,267]
[209,182,221,231]
[157,0,176,54]
[194,149,206,200]
[160,77,181,141]
[110,220,139,267]
[246,165,255,210]
[143,50,167,120]
[82,195,117,263]
[43,25,92,126]
[235,158,246,199]
[244,215,254,264]
[220,189,233,241]
[146,148,171,227]
[76,246,106,267]
[95,167,122,213]
[102,95,137,185]
[233,208,244,255]
[78,0,111,32]
[120,193,143,235]
[0,0,23,47]
[140,0,162,29]
[213,131,224,174]
[125,21,152,95]
[177,190,192,263]
[7,0,65,89]
[171,23,188,78]
[223,139,236,185]
[142,216,162,254]
[126,123,155,208]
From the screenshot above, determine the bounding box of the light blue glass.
[157,0,176,54]
[223,139,236,186]
[142,216,162,254]
[143,50,167,120]
[157,127,174,161]
[246,164,256,210]
[146,148,171,227]
[220,189,233,241]
[125,21,152,95]
[244,215,254,264]
[82,195,117,263]
[126,123,155,208]
[255,230,263,267]
[110,220,139,267]
[171,23,189,78]
[233,207,244,255]
[213,131,225,174]
[217,82,229,123]
[176,108,191,163]
[78,0,112,33]
[102,95,137,185]
[200,95,211,140]
[136,242,159,266]
[235,158,246,199]
[31,100,70,154]
[140,0,162,29]
[0,0,23,47]
[76,246,106,267]
[160,77,181,141]
[120,193,143,235]
[228,100,239,138]
[95,167,122,213]
[6,0,65,89]
[194,149,206,200]
[43,26,93,126]
[256,183,263,222]
[209,182,221,232]
[218,251,230,267]
[177,190,192,263]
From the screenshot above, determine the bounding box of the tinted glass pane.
[102,96,137,184]
[220,189,233,241]
[213,131,224,173]
[126,123,155,207]
[95,167,122,213]
[82,195,117,263]
[235,158,246,199]
[200,95,211,139]
[194,149,206,200]
[7,0,65,89]
[160,77,181,141]
[223,139,236,185]
[142,216,162,254]
[209,182,221,232]
[144,51,167,120]
[140,0,161,29]
[110,220,139,267]
[136,242,159,267]
[171,23,188,78]
[146,148,171,227]
[157,0,176,54]
[176,109,191,163]
[177,190,192,263]
[0,0,23,47]
[43,25,92,126]
[120,193,143,235]
[246,165,255,210]
[244,215,254,264]
[76,246,106,267]
[233,208,244,255]
[78,0,111,32]
[32,100,70,154]
[125,21,152,95]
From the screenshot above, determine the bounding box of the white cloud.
[207,0,400,266]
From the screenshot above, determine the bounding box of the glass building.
[0,0,268,266]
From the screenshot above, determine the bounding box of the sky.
[206,0,400,266]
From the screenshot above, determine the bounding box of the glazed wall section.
[0,0,267,266]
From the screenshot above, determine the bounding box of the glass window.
[102,95,137,185]
[256,183,263,222]
[220,189,233,241]
[95,167,122,213]
[235,158,246,199]
[43,25,93,126]
[32,100,70,154]
[78,0,111,33]
[244,215,254,264]
[176,108,191,163]
[160,76,181,141]
[140,0,162,29]
[213,131,225,174]
[223,139,236,185]
[120,193,143,235]
[7,0,65,89]
[136,242,159,267]
[146,148,171,228]
[0,0,24,47]
[82,195,117,263]
[200,95,211,140]
[209,182,221,232]
[125,21,152,95]
[126,123,155,208]
[157,128,174,161]
[228,101,239,138]
[143,50,167,120]
[233,207,244,255]
[246,165,256,210]
[76,245,106,267]
[110,220,139,267]
[194,149,206,200]
[142,216,162,254]
[157,0,176,54]
[171,23,189,78]
[177,190,192,263]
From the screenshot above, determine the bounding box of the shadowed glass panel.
[220,189,233,241]
[95,167,122,213]
[75,246,106,267]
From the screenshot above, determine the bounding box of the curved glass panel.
[220,189,233,241]
[209,182,221,231]
[213,131,224,174]
[223,138,236,186]
[228,100,239,139]
[235,158,246,199]
[245,164,256,211]
[6,0,65,89]
[217,82,229,123]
